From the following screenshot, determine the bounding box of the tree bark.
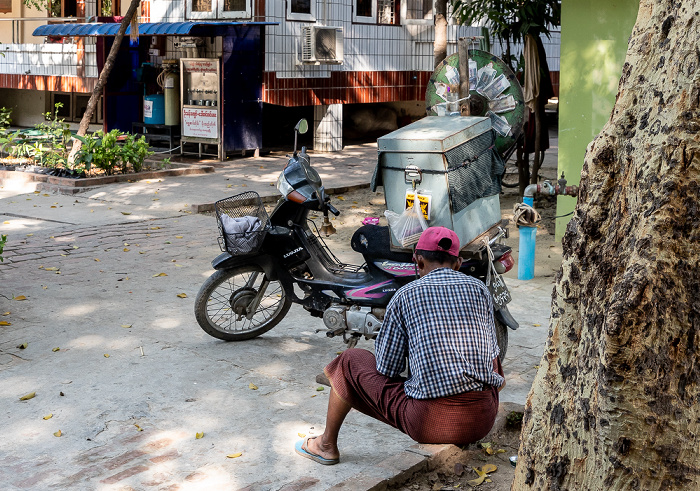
[433,0,447,68]
[513,1,700,489]
[68,0,141,165]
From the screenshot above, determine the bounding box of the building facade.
[0,1,560,152]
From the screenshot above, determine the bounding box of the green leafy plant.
[450,0,561,70]
[0,234,6,262]
[0,107,12,129]
[74,129,153,175]
[119,133,152,173]
[33,103,72,169]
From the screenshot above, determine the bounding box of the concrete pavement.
[0,141,557,490]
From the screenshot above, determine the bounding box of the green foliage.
[23,0,60,17]
[0,234,6,262]
[506,410,524,428]
[0,107,12,129]
[33,103,71,168]
[450,0,560,67]
[74,129,154,175]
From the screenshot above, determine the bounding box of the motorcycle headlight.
[277,172,294,197]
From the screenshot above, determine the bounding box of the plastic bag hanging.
[384,198,429,248]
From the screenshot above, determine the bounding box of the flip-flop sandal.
[294,437,340,465]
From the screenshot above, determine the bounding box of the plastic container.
[144,94,165,125]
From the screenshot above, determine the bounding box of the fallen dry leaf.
[121,212,132,215]
[134,424,143,431]
[19,392,36,401]
[123,248,130,252]
[54,430,62,437]
[43,414,53,420]
[52,347,60,352]
[482,464,497,474]
[533,323,541,327]
[150,226,161,230]
[121,324,133,328]
[298,433,306,438]
[0,321,11,326]
[153,273,167,277]
[249,383,258,390]
[336,196,345,200]
[2,312,9,316]
[176,293,187,298]
[94,258,100,262]
[44,267,59,271]
[104,354,110,358]
[196,432,204,439]
[17,342,27,349]
[316,387,324,391]
[14,295,27,301]
[175,236,183,239]
[26,233,33,237]
[226,452,243,459]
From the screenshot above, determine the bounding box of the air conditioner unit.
[301,26,344,64]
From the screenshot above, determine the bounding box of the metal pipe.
[523,173,580,198]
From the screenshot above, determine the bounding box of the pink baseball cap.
[415,226,460,257]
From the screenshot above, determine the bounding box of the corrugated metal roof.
[33,21,276,38]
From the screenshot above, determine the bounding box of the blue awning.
[33,21,276,38]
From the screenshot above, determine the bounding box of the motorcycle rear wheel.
[195,266,291,341]
[496,319,509,361]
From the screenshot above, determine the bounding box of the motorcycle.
[195,119,519,357]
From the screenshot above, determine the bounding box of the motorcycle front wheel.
[496,319,508,361]
[195,265,291,341]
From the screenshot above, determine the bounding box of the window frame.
[352,0,377,24]
[401,0,434,25]
[286,0,316,22]
[186,0,251,20]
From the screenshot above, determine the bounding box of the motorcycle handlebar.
[327,203,340,216]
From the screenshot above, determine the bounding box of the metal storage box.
[372,116,505,250]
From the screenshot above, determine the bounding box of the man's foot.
[295,436,340,465]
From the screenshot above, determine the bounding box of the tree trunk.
[517,136,530,198]
[513,1,700,489]
[433,0,447,68]
[68,0,141,165]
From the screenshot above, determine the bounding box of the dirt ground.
[388,425,522,490]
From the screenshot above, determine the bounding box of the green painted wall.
[556,0,639,239]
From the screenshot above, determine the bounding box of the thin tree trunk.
[68,0,141,165]
[433,0,447,68]
[513,1,700,489]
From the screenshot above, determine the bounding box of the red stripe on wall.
[0,74,96,93]
[262,70,431,107]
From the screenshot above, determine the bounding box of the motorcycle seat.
[351,225,415,263]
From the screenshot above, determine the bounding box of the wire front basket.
[215,191,270,255]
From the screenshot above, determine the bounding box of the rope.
[513,202,541,227]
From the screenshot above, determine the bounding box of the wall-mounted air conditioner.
[300,26,344,64]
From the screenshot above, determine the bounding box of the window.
[377,0,396,25]
[187,0,251,19]
[98,0,120,16]
[0,0,12,14]
[404,0,432,21]
[287,0,316,22]
[353,0,400,25]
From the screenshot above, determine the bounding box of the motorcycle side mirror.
[293,119,308,155]
[295,119,309,135]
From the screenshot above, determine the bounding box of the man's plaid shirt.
[375,267,505,399]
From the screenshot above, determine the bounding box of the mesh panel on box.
[445,130,504,213]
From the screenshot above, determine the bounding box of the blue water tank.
[144,94,165,125]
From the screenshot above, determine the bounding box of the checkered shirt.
[375,267,504,400]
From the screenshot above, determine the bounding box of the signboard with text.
[182,108,218,139]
